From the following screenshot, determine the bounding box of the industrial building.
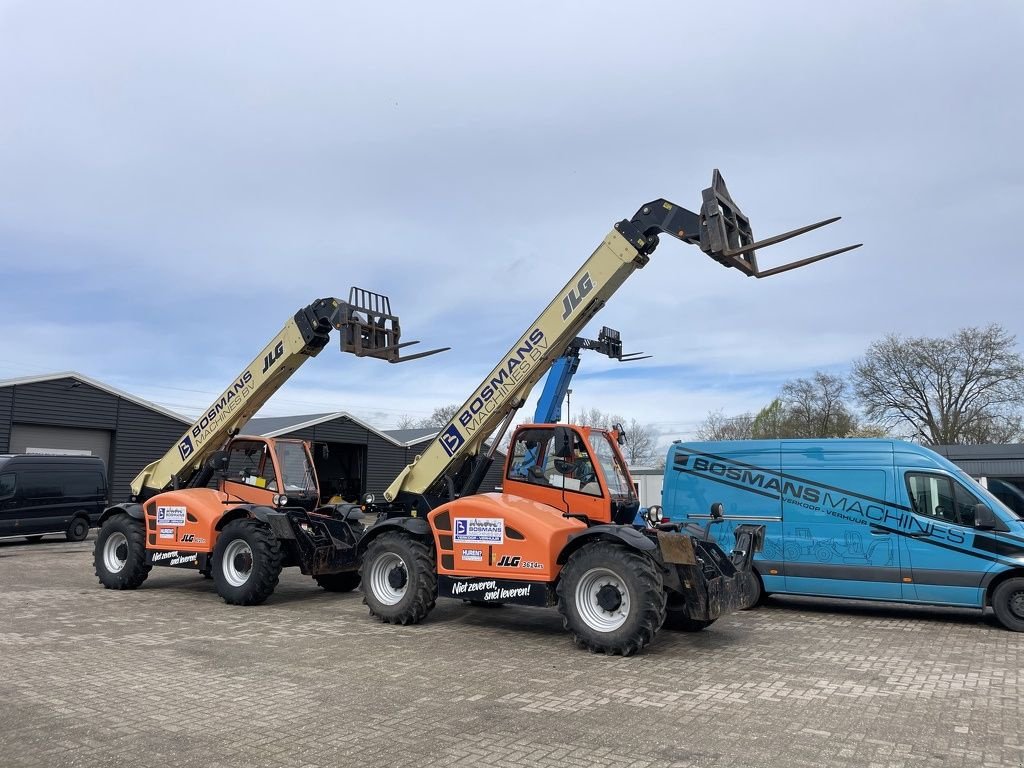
[0,372,504,503]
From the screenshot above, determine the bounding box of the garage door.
[10,424,112,466]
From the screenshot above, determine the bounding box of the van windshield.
[956,469,1023,521]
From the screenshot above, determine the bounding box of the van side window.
[0,473,14,499]
[62,471,106,497]
[905,473,979,527]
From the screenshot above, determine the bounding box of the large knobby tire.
[557,541,666,656]
[66,516,90,542]
[991,577,1024,632]
[314,571,361,593]
[94,513,151,590]
[212,519,283,606]
[360,532,436,625]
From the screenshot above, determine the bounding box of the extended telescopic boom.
[383,170,860,512]
[130,289,447,500]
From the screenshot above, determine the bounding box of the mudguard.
[557,524,658,564]
[216,505,296,540]
[99,503,143,526]
[357,516,432,555]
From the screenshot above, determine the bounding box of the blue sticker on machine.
[439,424,465,457]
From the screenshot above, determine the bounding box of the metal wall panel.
[11,378,118,429]
[110,399,191,502]
[0,388,11,453]
[10,424,112,464]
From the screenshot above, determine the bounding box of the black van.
[0,455,109,542]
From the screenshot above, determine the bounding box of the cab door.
[502,427,606,521]
[897,471,997,606]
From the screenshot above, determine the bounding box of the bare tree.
[852,324,1024,445]
[695,410,755,440]
[395,413,419,430]
[572,406,661,466]
[418,404,460,428]
[780,372,858,437]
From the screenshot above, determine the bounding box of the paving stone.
[0,537,1021,767]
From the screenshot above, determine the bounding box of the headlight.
[363,492,375,505]
[274,494,289,506]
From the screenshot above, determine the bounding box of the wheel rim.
[222,539,254,587]
[369,552,407,606]
[1009,589,1024,621]
[73,520,87,536]
[103,532,128,573]
[575,566,631,632]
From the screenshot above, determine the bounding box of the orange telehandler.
[93,290,446,605]
[356,171,861,654]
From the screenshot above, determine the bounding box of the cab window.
[506,429,601,496]
[225,441,274,489]
[905,472,980,527]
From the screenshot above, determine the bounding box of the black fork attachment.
[339,287,450,363]
[615,169,862,274]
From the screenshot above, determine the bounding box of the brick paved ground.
[1,535,1021,768]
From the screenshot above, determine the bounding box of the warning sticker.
[156,506,187,527]
[454,518,504,545]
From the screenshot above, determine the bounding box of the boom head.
[341,287,449,362]
[617,169,862,277]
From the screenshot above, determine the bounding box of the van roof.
[0,454,105,470]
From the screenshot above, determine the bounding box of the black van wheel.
[66,516,90,542]
[94,513,151,589]
[992,577,1024,632]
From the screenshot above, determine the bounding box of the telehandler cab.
[93,290,446,605]
[358,171,861,655]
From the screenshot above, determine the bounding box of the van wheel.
[557,541,666,656]
[992,577,1024,632]
[66,516,90,542]
[212,519,283,606]
[94,513,151,589]
[314,571,361,592]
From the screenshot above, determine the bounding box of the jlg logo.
[561,272,594,320]
[181,534,196,543]
[262,341,285,373]
[496,555,521,567]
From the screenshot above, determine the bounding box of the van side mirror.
[974,503,1001,531]
[552,426,574,458]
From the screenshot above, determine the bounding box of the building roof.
[933,444,1024,461]
[0,371,191,425]
[382,427,438,445]
[242,411,411,447]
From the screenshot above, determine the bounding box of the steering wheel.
[553,458,575,475]
[575,461,597,485]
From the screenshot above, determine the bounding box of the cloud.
[1,0,1023,446]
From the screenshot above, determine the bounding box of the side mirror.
[710,502,725,520]
[552,426,574,458]
[207,451,229,471]
[974,503,998,530]
[611,422,627,446]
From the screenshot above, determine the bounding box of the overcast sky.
[1,1,1022,449]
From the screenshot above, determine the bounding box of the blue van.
[661,439,1024,631]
